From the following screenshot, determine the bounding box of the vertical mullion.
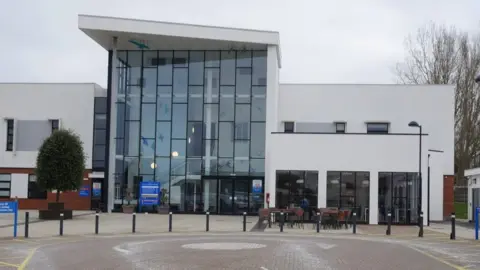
[183,51,190,212]
[200,51,206,210]
[249,50,253,175]
[153,50,159,181]
[168,50,174,208]
[136,50,145,202]
[216,51,221,177]
[233,50,237,173]
[121,51,129,205]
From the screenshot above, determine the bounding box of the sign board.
[0,201,18,237]
[92,182,101,197]
[139,181,160,206]
[252,180,262,193]
[79,185,90,197]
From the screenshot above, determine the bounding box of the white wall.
[265,84,454,223]
[0,83,99,169]
[10,173,28,198]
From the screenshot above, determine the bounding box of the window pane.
[125,95,141,120]
[219,122,234,157]
[220,86,234,121]
[187,122,203,157]
[93,145,105,161]
[171,139,186,157]
[236,50,252,67]
[173,68,188,103]
[218,158,233,173]
[205,51,220,67]
[94,97,107,114]
[203,139,218,158]
[187,158,202,175]
[234,160,249,173]
[235,104,250,123]
[250,122,265,158]
[157,51,173,85]
[95,114,107,129]
[204,68,219,103]
[341,172,355,196]
[188,96,203,121]
[170,177,184,210]
[142,68,157,102]
[203,104,218,139]
[139,157,155,175]
[236,68,251,103]
[0,190,9,197]
[140,137,155,157]
[0,182,10,188]
[174,51,189,67]
[157,87,172,120]
[234,140,249,159]
[172,104,187,138]
[171,158,186,176]
[124,121,140,156]
[156,122,171,156]
[116,103,125,137]
[251,87,266,121]
[189,51,204,85]
[327,171,340,207]
[141,104,156,138]
[115,138,124,156]
[250,159,265,174]
[154,157,170,183]
[252,51,267,86]
[220,51,235,85]
[94,129,106,145]
[143,51,158,68]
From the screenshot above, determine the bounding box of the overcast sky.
[0,0,478,88]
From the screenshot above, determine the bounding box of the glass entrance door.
[234,179,249,214]
[219,179,233,214]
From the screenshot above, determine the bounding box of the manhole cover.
[181,242,266,250]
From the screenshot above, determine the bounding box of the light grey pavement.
[0,210,94,227]
[0,213,258,238]
[0,233,471,270]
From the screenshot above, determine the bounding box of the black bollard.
[206,212,210,232]
[95,213,99,235]
[243,212,247,232]
[24,212,29,238]
[132,212,136,233]
[353,212,357,234]
[168,212,172,232]
[59,213,64,236]
[386,212,391,236]
[280,211,284,232]
[418,211,424,237]
[450,212,456,240]
[316,212,320,233]
[268,212,272,228]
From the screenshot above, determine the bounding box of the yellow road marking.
[0,261,20,268]
[409,245,466,270]
[17,248,37,270]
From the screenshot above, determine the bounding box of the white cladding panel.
[0,83,97,169]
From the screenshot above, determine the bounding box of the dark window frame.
[366,122,389,134]
[0,174,11,198]
[284,121,294,133]
[50,119,60,133]
[335,122,346,133]
[27,174,47,199]
[6,119,14,151]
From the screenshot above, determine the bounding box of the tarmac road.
[0,233,469,270]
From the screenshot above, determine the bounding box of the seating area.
[260,207,354,230]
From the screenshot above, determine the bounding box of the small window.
[367,123,389,134]
[284,122,294,133]
[51,119,60,133]
[0,174,11,198]
[335,123,346,133]
[6,119,14,151]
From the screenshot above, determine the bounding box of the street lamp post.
[408,121,422,225]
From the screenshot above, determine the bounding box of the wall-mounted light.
[172,151,179,157]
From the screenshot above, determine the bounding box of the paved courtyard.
[0,232,476,269]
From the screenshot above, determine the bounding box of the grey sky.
[0,0,478,88]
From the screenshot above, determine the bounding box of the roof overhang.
[78,14,282,67]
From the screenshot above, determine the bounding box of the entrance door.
[218,179,233,214]
[234,179,249,214]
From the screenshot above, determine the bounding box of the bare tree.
[395,22,480,191]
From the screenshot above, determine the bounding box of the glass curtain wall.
[113,50,267,211]
[275,170,319,220]
[326,171,370,223]
[378,172,420,224]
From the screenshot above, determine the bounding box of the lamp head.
[408,121,420,127]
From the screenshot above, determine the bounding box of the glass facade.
[113,50,267,213]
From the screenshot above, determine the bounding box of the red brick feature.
[0,167,92,210]
[443,175,454,220]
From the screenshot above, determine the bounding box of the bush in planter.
[36,129,86,220]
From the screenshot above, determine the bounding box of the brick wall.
[0,167,92,210]
[443,175,455,219]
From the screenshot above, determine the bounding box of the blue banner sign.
[79,185,90,197]
[0,201,18,237]
[252,180,262,193]
[139,181,160,206]
[92,183,101,197]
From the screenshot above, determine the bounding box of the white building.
[0,83,106,209]
[0,15,455,223]
[465,167,480,222]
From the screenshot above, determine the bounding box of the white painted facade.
[465,167,480,221]
[0,83,103,198]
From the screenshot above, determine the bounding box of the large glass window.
[275,170,318,221]
[378,172,420,224]
[114,50,267,211]
[326,171,370,223]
